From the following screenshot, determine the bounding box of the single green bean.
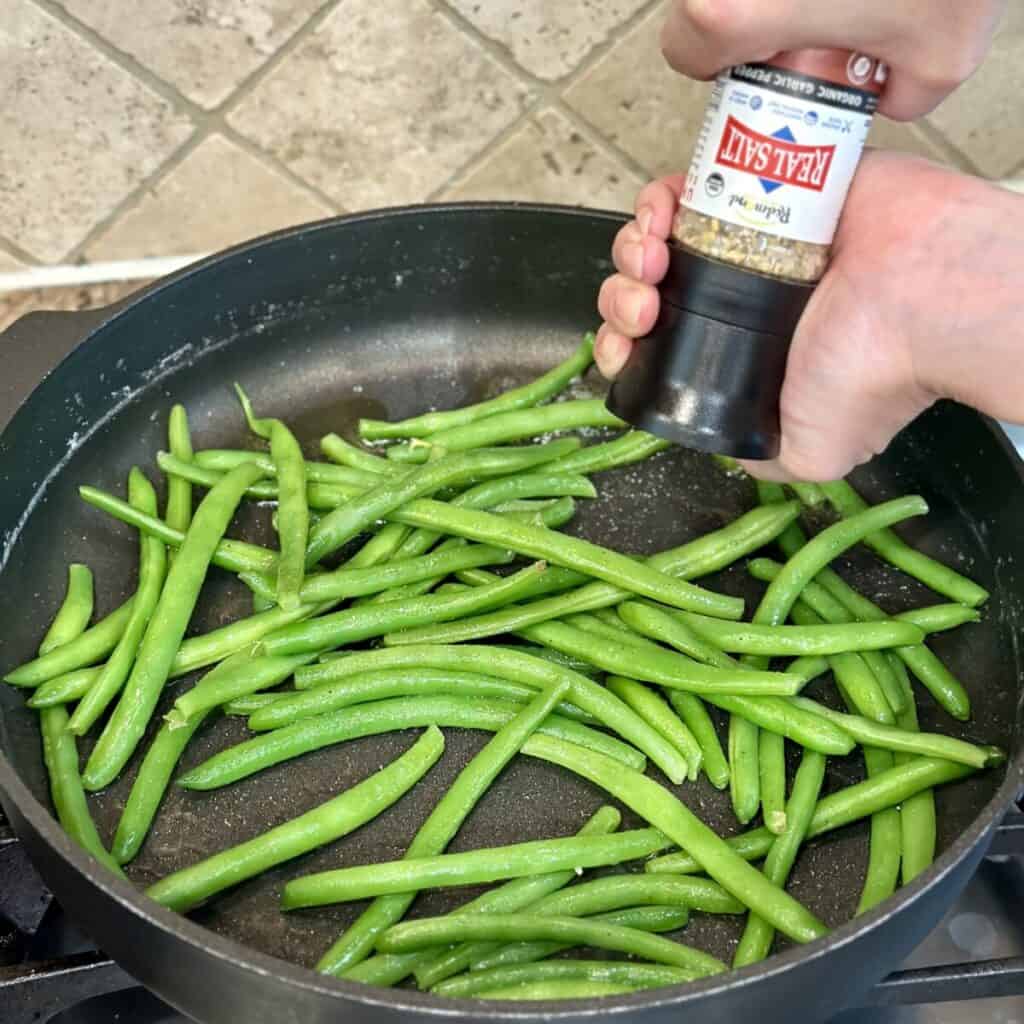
[385,399,624,464]
[542,431,670,475]
[40,706,123,875]
[819,479,989,607]
[39,564,94,655]
[178,695,646,791]
[83,463,264,791]
[729,717,762,827]
[466,906,692,973]
[525,737,828,943]
[223,692,284,716]
[359,333,594,441]
[26,667,102,708]
[433,960,694,999]
[320,432,401,475]
[261,562,550,657]
[606,676,702,781]
[645,757,975,874]
[309,683,568,974]
[148,727,444,912]
[491,644,600,676]
[235,386,309,610]
[679,612,924,656]
[335,805,621,984]
[856,746,901,914]
[247,668,592,732]
[788,482,825,506]
[195,447,384,489]
[469,979,644,999]
[69,470,168,735]
[619,602,738,669]
[891,658,937,884]
[165,405,193,561]
[734,749,827,966]
[667,690,730,790]
[758,731,788,835]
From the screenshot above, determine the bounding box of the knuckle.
[677,0,755,42]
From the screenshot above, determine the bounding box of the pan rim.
[0,199,1021,1019]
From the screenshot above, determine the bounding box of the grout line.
[0,237,42,268]
[553,98,658,183]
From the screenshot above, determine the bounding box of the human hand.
[596,152,1024,481]
[657,0,1006,119]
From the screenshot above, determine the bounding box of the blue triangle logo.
[759,126,796,193]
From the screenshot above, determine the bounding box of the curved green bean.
[359,333,594,441]
[39,564,94,655]
[542,431,670,475]
[819,479,989,607]
[666,690,730,790]
[320,432,401,475]
[178,695,646,791]
[195,447,384,489]
[223,692,284,716]
[618,601,738,670]
[734,749,826,966]
[165,405,193,557]
[855,746,902,914]
[148,726,445,912]
[333,805,621,983]
[385,399,624,464]
[788,481,826,506]
[69,470,167,735]
[433,960,694,998]
[645,757,975,874]
[605,677,702,781]
[469,979,644,999]
[312,684,568,975]
[26,667,102,708]
[83,463,264,791]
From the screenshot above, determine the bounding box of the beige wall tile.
[228,0,532,210]
[564,5,708,180]
[57,0,330,110]
[444,0,651,81]
[0,251,26,273]
[926,12,1024,177]
[0,2,193,263]
[87,135,334,260]
[442,106,644,212]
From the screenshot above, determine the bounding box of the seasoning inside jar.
[607,49,887,458]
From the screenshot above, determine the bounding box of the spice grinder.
[607,50,886,460]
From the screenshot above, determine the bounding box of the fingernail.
[637,205,653,237]
[614,286,646,329]
[622,240,644,279]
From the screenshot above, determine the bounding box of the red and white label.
[681,50,883,246]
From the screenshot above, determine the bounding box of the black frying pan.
[0,204,1021,1024]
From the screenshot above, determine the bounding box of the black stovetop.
[2,803,1023,1024]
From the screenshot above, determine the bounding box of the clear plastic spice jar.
[608,50,886,459]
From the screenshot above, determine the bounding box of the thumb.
[743,279,935,483]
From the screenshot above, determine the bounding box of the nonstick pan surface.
[0,204,1021,1023]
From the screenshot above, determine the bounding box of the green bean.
[605,677,702,781]
[757,731,787,835]
[466,906,692,973]
[164,405,193,562]
[789,696,1003,768]
[891,658,937,884]
[378,911,724,975]
[729,717,762,827]
[517,619,803,696]
[491,644,600,676]
[235,386,309,610]
[856,746,901,914]
[678,612,924,656]
[385,399,624,464]
[82,463,264,791]
[336,806,621,984]
[243,543,515,606]
[734,749,827,966]
[819,479,989,607]
[360,334,594,441]
[468,979,644,999]
[40,706,123,875]
[148,726,444,913]
[434,960,694,998]
[284,825,670,910]
[788,481,826,506]
[26,667,102,708]
[247,668,592,732]
[223,692,284,716]
[39,564,94,655]
[179,695,645,791]
[320,432,401,475]
[529,737,827,943]
[195,447,384,489]
[542,431,670,475]
[667,690,730,790]
[645,757,975,874]
[619,602,738,669]
[310,684,569,974]
[69,470,168,736]
[261,562,549,657]
[306,442,579,565]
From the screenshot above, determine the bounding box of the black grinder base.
[607,241,815,461]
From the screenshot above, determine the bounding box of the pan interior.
[0,207,1019,975]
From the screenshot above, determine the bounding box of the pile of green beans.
[4,335,1003,1005]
